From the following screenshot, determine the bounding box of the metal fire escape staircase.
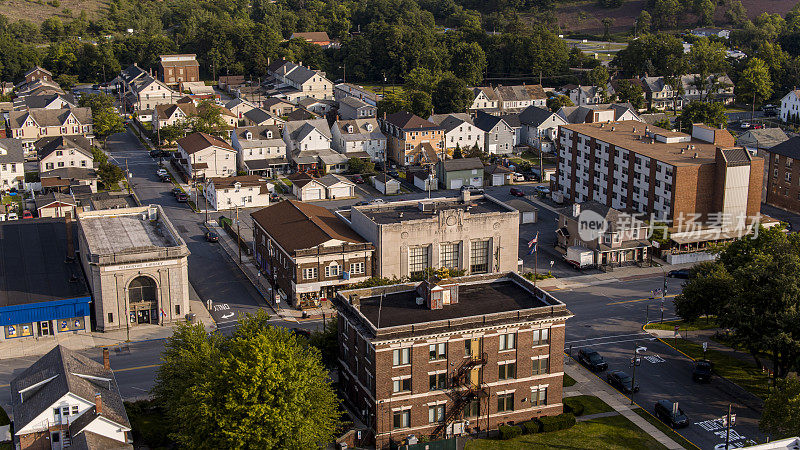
[431,352,488,439]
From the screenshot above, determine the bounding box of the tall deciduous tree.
[152,311,341,449]
[432,73,472,114]
[738,57,773,121]
[79,93,124,139]
[614,80,645,109]
[673,261,734,322]
[760,377,800,438]
[688,38,729,98]
[450,42,487,86]
[677,101,727,130]
[546,94,573,111]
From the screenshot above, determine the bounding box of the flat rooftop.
[80,212,177,255]
[355,195,512,224]
[0,219,89,308]
[563,121,725,166]
[358,279,549,328]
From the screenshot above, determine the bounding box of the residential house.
[35,191,78,218]
[124,75,177,112]
[231,125,288,177]
[204,175,272,211]
[757,136,800,213]
[484,163,513,186]
[469,85,547,113]
[265,60,334,102]
[218,75,246,91]
[501,113,523,147]
[372,173,401,194]
[153,102,196,131]
[15,79,64,98]
[224,98,256,121]
[518,105,568,153]
[780,89,800,122]
[337,96,377,120]
[344,192,520,279]
[556,103,643,124]
[564,84,611,106]
[262,97,297,117]
[317,173,356,198]
[642,77,682,111]
[22,66,53,84]
[285,107,319,121]
[334,82,381,106]
[691,28,730,39]
[288,172,355,200]
[331,118,386,162]
[37,135,93,173]
[179,81,215,99]
[218,106,238,129]
[7,107,93,156]
[679,73,734,104]
[284,119,348,173]
[10,346,133,450]
[436,157,485,189]
[158,54,200,87]
[428,113,483,155]
[40,167,99,194]
[116,64,148,92]
[175,132,237,180]
[251,200,375,308]
[13,92,76,111]
[556,202,650,267]
[0,138,24,190]
[291,31,335,48]
[298,97,336,116]
[332,273,571,448]
[474,110,514,155]
[243,107,283,127]
[737,128,789,155]
[380,112,445,166]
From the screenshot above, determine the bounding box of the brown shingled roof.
[176,132,235,154]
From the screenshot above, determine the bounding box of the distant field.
[550,0,796,36]
[0,0,109,24]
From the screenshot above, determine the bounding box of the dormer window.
[266,131,272,139]
[245,132,252,140]
[347,125,354,133]
[234,182,242,192]
[366,123,373,132]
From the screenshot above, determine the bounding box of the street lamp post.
[630,341,642,406]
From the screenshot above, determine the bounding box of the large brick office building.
[759,136,800,214]
[555,121,763,223]
[333,272,572,448]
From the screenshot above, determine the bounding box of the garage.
[450,179,463,189]
[328,186,352,198]
[505,199,538,224]
[304,188,322,200]
[491,174,505,186]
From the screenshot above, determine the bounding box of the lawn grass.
[125,400,173,448]
[465,414,668,450]
[563,373,577,387]
[645,318,719,332]
[632,407,698,450]
[361,84,404,97]
[566,394,615,416]
[662,337,771,400]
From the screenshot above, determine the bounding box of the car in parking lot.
[740,121,751,129]
[654,400,689,428]
[461,185,485,195]
[156,168,168,177]
[577,349,608,372]
[513,173,525,182]
[172,187,183,197]
[753,123,764,129]
[7,212,18,220]
[21,210,33,219]
[354,200,370,206]
[667,268,691,279]
[369,198,385,204]
[269,192,282,202]
[387,170,399,178]
[352,175,364,184]
[176,192,189,203]
[692,360,713,382]
[510,187,525,197]
[205,231,219,243]
[533,185,551,195]
[160,174,172,183]
[523,173,539,182]
[149,149,167,158]
[606,370,639,394]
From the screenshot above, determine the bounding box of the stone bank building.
[77,205,190,330]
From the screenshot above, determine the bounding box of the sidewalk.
[536,262,695,291]
[564,361,685,450]
[206,220,337,322]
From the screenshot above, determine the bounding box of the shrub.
[522,419,541,434]
[564,398,585,416]
[539,413,576,432]
[499,424,523,440]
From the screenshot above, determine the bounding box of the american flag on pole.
[528,232,538,254]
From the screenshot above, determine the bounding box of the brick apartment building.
[158,54,200,87]
[251,200,375,309]
[555,121,763,223]
[760,136,800,214]
[333,272,572,448]
[379,112,445,167]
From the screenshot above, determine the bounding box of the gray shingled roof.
[244,108,275,124]
[473,110,509,133]
[441,157,484,172]
[518,105,558,127]
[428,113,473,133]
[9,107,92,128]
[0,138,24,164]
[35,135,93,160]
[286,119,332,141]
[11,345,131,432]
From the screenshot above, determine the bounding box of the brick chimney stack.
[95,393,102,415]
[102,347,110,370]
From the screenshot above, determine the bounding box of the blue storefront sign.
[0,297,92,330]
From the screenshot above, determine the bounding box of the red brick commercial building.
[158,54,200,87]
[760,136,800,214]
[333,273,572,448]
[555,121,763,224]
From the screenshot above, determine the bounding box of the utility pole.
[725,404,733,450]
[236,204,242,264]
[630,341,641,406]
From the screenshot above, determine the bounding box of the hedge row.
[564,397,585,416]
[499,413,576,440]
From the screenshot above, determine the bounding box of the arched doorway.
[128,276,158,325]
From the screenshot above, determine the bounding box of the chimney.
[572,202,581,217]
[95,393,102,415]
[103,347,110,370]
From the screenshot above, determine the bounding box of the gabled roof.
[244,108,276,124]
[262,97,294,108]
[285,119,332,142]
[339,96,371,109]
[155,102,196,121]
[35,135,93,159]
[317,173,354,187]
[8,107,92,129]
[428,113,473,133]
[235,125,283,142]
[473,110,510,132]
[440,157,484,172]
[119,64,147,85]
[557,103,640,124]
[334,119,383,141]
[250,200,370,254]
[224,97,255,110]
[559,200,644,232]
[11,345,131,432]
[0,138,24,164]
[176,132,235,154]
[500,114,521,128]
[285,108,318,121]
[24,66,52,78]
[484,163,513,175]
[762,136,800,160]
[383,111,440,130]
[208,175,266,189]
[736,128,788,149]
[518,105,563,127]
[35,191,76,210]
[13,93,76,110]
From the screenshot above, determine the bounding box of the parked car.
[354,200,370,206]
[606,370,639,394]
[352,175,364,184]
[577,349,608,372]
[160,174,172,183]
[510,187,525,197]
[172,187,183,197]
[269,192,281,202]
[205,231,219,243]
[149,149,166,158]
[369,198,385,204]
[740,121,751,129]
[176,193,189,203]
[7,212,18,220]
[156,168,168,177]
[667,268,691,279]
[752,124,764,129]
[21,210,33,219]
[461,185,484,194]
[523,173,539,182]
[513,173,525,182]
[291,327,311,338]
[654,400,689,428]
[692,360,713,383]
[388,170,399,178]
[533,185,551,195]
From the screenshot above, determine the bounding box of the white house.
[0,138,24,190]
[331,118,386,162]
[36,135,94,173]
[224,97,257,120]
[780,89,800,122]
[283,119,332,153]
[10,346,133,449]
[428,113,484,154]
[204,175,272,211]
[372,173,401,195]
[518,106,568,153]
[231,125,288,177]
[318,173,356,199]
[288,172,355,200]
[175,132,237,180]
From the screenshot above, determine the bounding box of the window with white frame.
[428,404,445,423]
[532,386,548,406]
[350,262,365,275]
[324,263,340,278]
[499,333,516,351]
[392,376,411,393]
[303,267,318,280]
[440,242,460,269]
[532,356,549,375]
[532,328,550,346]
[429,343,446,361]
[393,347,411,366]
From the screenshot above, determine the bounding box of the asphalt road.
[558,275,764,449]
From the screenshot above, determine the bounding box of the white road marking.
[566,337,657,349]
[566,332,650,345]
[129,386,148,392]
[221,312,234,319]
[643,355,666,363]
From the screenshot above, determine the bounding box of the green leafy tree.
[587,66,610,89]
[601,17,615,41]
[673,261,734,322]
[432,73,472,115]
[453,143,463,159]
[546,94,574,111]
[403,67,442,95]
[91,146,108,165]
[760,377,800,438]
[190,101,227,136]
[688,38,729,98]
[97,163,125,189]
[406,90,434,118]
[725,0,748,26]
[652,0,682,29]
[653,118,673,129]
[677,101,728,130]
[450,42,486,86]
[347,157,374,174]
[738,57,773,121]
[697,0,716,26]
[152,311,341,449]
[158,122,186,145]
[613,33,687,76]
[377,92,406,117]
[614,80,645,109]
[55,73,78,90]
[79,93,124,138]
[308,319,338,369]
[636,11,652,35]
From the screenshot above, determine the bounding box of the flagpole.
[534,243,538,287]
